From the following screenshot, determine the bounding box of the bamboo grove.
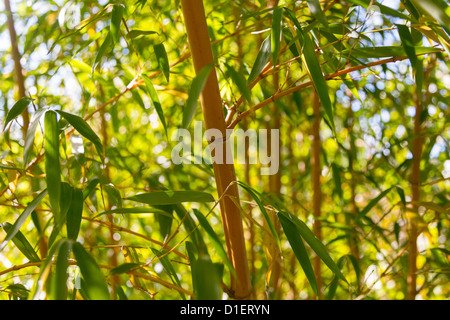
[0,0,449,300]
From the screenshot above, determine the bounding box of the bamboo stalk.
[180,0,251,299]
[311,90,323,299]
[4,0,29,136]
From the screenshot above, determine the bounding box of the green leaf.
[4,97,34,130]
[153,42,170,82]
[248,35,271,84]
[410,0,450,34]
[58,182,73,227]
[83,178,100,200]
[346,0,410,20]
[1,222,41,262]
[142,74,167,137]
[151,248,185,299]
[192,209,235,277]
[343,45,441,59]
[56,110,104,158]
[126,190,215,206]
[357,187,393,221]
[278,214,318,295]
[44,111,61,224]
[23,108,46,166]
[236,181,280,248]
[110,262,142,274]
[92,33,111,73]
[331,162,343,204]
[182,64,214,128]
[271,7,283,64]
[277,211,347,283]
[186,243,222,300]
[51,239,72,300]
[67,188,83,241]
[94,207,172,218]
[128,29,158,39]
[397,25,418,69]
[306,0,328,26]
[301,30,335,132]
[110,3,124,45]
[0,189,48,252]
[225,63,252,103]
[72,242,110,300]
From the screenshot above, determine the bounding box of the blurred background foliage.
[0,0,449,300]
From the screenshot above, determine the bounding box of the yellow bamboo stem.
[180,0,251,299]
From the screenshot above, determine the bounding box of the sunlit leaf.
[4,97,34,130]
[110,3,124,45]
[127,190,215,206]
[154,42,170,83]
[248,35,271,84]
[142,74,167,137]
[182,64,214,128]
[1,222,41,262]
[72,242,110,300]
[271,7,283,64]
[67,188,83,240]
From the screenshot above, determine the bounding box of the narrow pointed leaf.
[94,207,172,218]
[182,64,214,128]
[306,0,328,26]
[92,33,111,73]
[153,42,170,82]
[301,31,335,132]
[1,222,41,262]
[56,110,104,157]
[225,63,252,103]
[110,262,142,274]
[142,74,167,137]
[0,189,48,252]
[44,110,61,221]
[72,242,110,300]
[248,35,271,84]
[278,214,319,295]
[357,187,393,220]
[110,4,124,45]
[23,108,46,166]
[128,29,158,39]
[192,209,235,277]
[67,188,83,240]
[4,97,34,130]
[126,190,214,206]
[52,240,72,300]
[278,211,347,283]
[271,7,283,64]
[151,248,185,299]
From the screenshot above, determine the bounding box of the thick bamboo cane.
[180,0,252,299]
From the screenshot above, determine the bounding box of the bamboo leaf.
[110,3,124,45]
[192,209,236,277]
[271,7,283,64]
[277,211,347,283]
[110,262,142,274]
[153,42,170,82]
[0,189,48,252]
[67,188,83,241]
[92,33,111,73]
[72,242,110,300]
[51,239,72,300]
[23,108,46,166]
[182,64,214,128]
[83,178,100,200]
[410,0,450,34]
[306,0,328,26]
[94,207,173,218]
[278,214,318,295]
[56,110,104,158]
[128,29,158,39]
[236,181,280,248]
[186,243,222,300]
[1,222,41,262]
[151,248,186,299]
[142,74,167,137]
[357,187,393,221]
[248,34,271,84]
[126,190,215,206]
[4,97,34,130]
[44,110,61,221]
[58,182,73,227]
[301,30,335,132]
[343,45,441,59]
[225,63,252,103]
[397,25,418,69]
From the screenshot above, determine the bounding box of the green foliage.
[0,0,449,301]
